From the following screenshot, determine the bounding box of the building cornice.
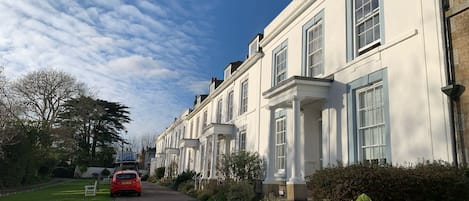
[260,0,316,48]
[186,51,265,119]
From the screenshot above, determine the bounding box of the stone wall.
[448,0,469,165]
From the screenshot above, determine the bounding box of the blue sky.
[0,0,291,140]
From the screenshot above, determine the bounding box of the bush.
[211,181,256,201]
[178,180,195,194]
[141,174,149,181]
[172,171,197,190]
[158,177,173,186]
[218,151,264,182]
[308,163,469,201]
[101,168,111,177]
[52,167,74,178]
[155,167,165,179]
[197,189,214,201]
[148,175,158,183]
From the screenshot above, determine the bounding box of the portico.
[263,76,331,201]
[200,123,235,187]
[164,148,179,178]
[178,138,199,173]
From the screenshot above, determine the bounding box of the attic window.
[224,67,231,80]
[249,40,258,57]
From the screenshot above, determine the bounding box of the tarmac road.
[112,181,197,201]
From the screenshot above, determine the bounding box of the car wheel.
[110,193,114,197]
[137,192,141,197]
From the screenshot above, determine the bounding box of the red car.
[110,170,142,197]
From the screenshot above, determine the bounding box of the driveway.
[112,181,197,201]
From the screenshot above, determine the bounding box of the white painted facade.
[153,0,452,199]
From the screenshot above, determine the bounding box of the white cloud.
[0,0,213,139]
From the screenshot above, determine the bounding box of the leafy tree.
[59,96,131,166]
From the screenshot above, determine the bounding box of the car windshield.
[116,173,136,179]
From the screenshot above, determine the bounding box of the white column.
[180,147,186,173]
[264,107,276,184]
[288,96,305,184]
[202,143,208,178]
[164,153,169,177]
[192,148,197,170]
[209,134,218,179]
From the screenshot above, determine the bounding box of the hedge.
[308,163,469,201]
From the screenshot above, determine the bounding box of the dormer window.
[224,61,243,80]
[248,34,264,58]
[224,67,231,80]
[249,40,258,57]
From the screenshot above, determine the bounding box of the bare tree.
[140,132,156,149]
[11,69,85,129]
[0,68,22,158]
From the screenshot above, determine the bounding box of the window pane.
[306,21,322,77]
[357,83,386,162]
[363,2,371,15]
[356,0,363,8]
[355,0,380,53]
[372,0,379,10]
[366,30,373,44]
[365,18,372,29]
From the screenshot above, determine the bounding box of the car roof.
[115,170,138,175]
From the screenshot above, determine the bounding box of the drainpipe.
[440,0,467,167]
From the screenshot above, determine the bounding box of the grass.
[0,179,110,201]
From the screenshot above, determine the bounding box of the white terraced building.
[151,0,454,200]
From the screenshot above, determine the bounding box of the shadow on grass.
[0,179,110,201]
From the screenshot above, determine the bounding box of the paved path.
[112,181,197,201]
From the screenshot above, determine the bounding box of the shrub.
[178,180,195,194]
[141,174,149,181]
[155,167,165,179]
[172,170,197,190]
[148,175,158,183]
[158,177,173,186]
[308,163,469,201]
[211,181,256,201]
[52,167,74,178]
[101,168,111,177]
[197,189,214,201]
[218,151,264,182]
[91,172,99,179]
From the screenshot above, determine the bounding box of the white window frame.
[274,47,287,85]
[240,80,248,115]
[202,110,208,129]
[195,117,200,137]
[354,0,381,54]
[356,82,386,164]
[227,91,234,121]
[275,116,286,171]
[306,19,323,77]
[190,121,193,138]
[249,40,258,57]
[239,130,246,151]
[216,99,223,123]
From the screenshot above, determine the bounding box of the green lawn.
[0,179,110,201]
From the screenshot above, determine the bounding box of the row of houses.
[150,0,469,200]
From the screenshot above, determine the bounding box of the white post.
[288,96,305,184]
[264,107,276,184]
[164,153,169,177]
[180,147,186,173]
[203,143,208,178]
[210,134,218,179]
